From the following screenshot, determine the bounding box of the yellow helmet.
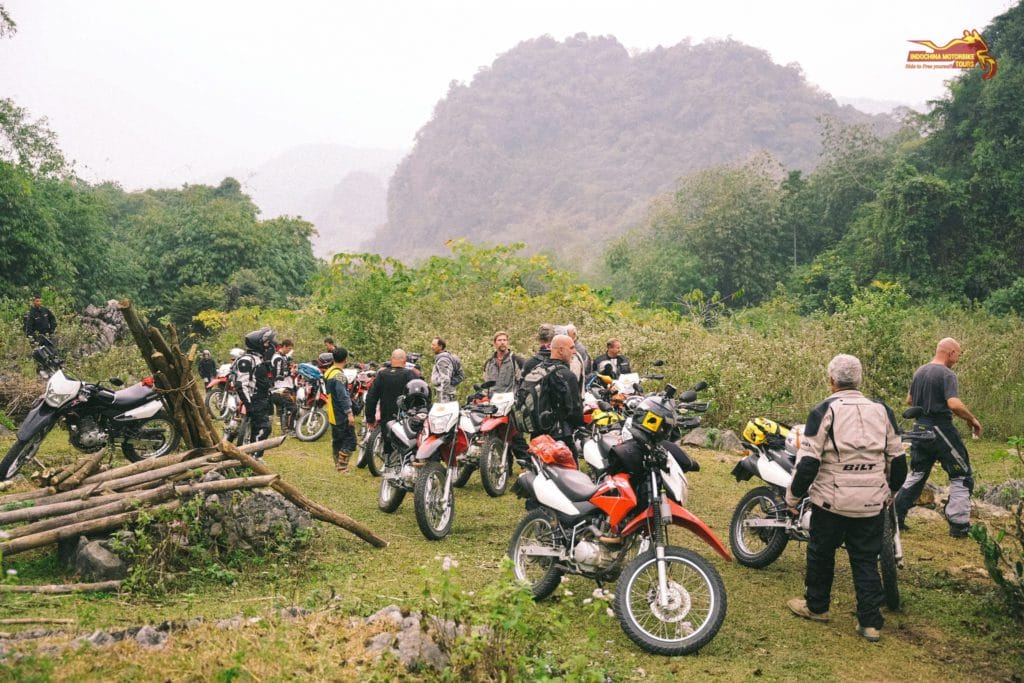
[742,417,790,446]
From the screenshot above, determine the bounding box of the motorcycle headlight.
[44,373,82,408]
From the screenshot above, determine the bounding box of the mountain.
[231,143,405,258]
[371,34,898,261]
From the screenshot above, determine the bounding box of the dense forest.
[373,34,896,260]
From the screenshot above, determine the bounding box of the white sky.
[0,0,1016,189]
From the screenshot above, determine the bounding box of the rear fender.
[620,500,732,562]
[16,401,59,441]
[731,453,759,482]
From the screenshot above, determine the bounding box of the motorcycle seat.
[111,383,158,408]
[547,466,601,502]
[768,448,795,474]
[599,432,620,458]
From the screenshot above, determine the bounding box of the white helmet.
[785,424,805,457]
[229,347,244,360]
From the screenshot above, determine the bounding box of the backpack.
[513,362,557,434]
[442,352,465,386]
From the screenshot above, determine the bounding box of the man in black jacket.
[593,338,631,379]
[538,334,585,458]
[198,350,217,385]
[24,295,57,344]
[521,323,555,377]
[363,348,419,463]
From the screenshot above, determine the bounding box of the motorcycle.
[203,362,238,420]
[586,359,666,417]
[31,335,63,380]
[412,382,497,540]
[348,363,377,418]
[2,370,181,480]
[292,363,330,442]
[728,407,935,609]
[508,383,730,656]
[377,394,431,513]
[473,390,518,497]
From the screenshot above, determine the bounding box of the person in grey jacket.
[785,354,907,643]
[483,330,523,393]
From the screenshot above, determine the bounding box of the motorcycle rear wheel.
[508,509,564,600]
[479,434,511,497]
[880,507,901,610]
[122,412,181,462]
[365,426,386,477]
[294,408,329,442]
[414,460,454,540]
[729,486,790,568]
[453,463,475,488]
[378,467,407,513]
[614,546,727,656]
[1,432,45,481]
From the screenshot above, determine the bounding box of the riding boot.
[335,450,350,473]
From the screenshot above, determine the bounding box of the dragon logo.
[906,29,997,80]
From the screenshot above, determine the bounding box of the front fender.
[416,434,448,462]
[480,416,509,434]
[16,400,59,441]
[620,500,732,562]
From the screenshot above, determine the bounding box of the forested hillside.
[373,34,895,260]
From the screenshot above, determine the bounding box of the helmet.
[784,424,805,456]
[629,395,677,443]
[229,347,244,360]
[742,417,790,446]
[317,352,335,369]
[404,378,431,410]
[244,327,277,353]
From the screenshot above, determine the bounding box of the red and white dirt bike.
[508,383,730,656]
[472,389,519,497]
[412,382,496,540]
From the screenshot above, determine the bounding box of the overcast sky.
[1,0,1015,189]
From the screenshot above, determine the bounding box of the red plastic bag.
[528,434,577,469]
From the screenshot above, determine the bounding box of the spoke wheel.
[295,408,329,442]
[1,432,45,481]
[508,509,564,600]
[729,486,790,568]
[204,388,230,420]
[414,461,454,540]
[479,434,512,497]
[122,413,180,462]
[614,546,727,656]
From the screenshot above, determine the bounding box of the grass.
[1,424,1023,682]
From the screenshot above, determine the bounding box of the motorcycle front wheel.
[729,486,790,568]
[204,388,230,420]
[479,434,511,497]
[880,507,901,610]
[614,546,727,656]
[294,408,329,442]
[414,460,454,540]
[122,412,181,462]
[1,432,45,481]
[508,508,565,600]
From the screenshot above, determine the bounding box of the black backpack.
[513,361,557,434]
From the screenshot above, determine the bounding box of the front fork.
[650,470,672,608]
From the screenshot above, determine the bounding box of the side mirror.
[109,378,125,387]
[652,359,665,367]
[903,406,924,419]
[480,380,496,390]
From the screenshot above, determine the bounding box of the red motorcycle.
[204,362,238,420]
[474,389,518,497]
[293,363,329,442]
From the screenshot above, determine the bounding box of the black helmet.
[244,326,276,353]
[404,378,431,410]
[317,352,335,369]
[629,395,677,443]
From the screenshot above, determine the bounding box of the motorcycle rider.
[233,327,277,459]
[784,354,907,643]
[536,334,585,461]
[894,337,982,538]
[483,330,523,393]
[271,340,297,432]
[365,349,419,462]
[593,338,631,379]
[325,347,356,473]
[23,294,57,345]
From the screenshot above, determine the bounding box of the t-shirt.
[909,362,958,422]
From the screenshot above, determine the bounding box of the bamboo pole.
[0,501,181,557]
[0,581,121,594]
[58,450,109,491]
[0,487,56,506]
[219,440,388,548]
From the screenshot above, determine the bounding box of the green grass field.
[1,422,1022,682]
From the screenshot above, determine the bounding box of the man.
[785,354,907,643]
[537,334,585,459]
[23,295,57,345]
[197,350,217,385]
[521,323,555,377]
[483,330,523,393]
[234,327,277,459]
[593,338,631,379]
[364,349,419,462]
[430,337,459,402]
[271,340,297,432]
[895,337,982,538]
[325,347,356,473]
[324,337,336,353]
[565,324,591,376]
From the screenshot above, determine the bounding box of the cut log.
[0,487,56,506]
[0,618,75,625]
[0,581,121,594]
[58,450,109,491]
[0,501,181,557]
[219,440,387,548]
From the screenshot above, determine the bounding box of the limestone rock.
[134,625,168,649]
[75,539,127,582]
[718,430,744,452]
[681,428,707,447]
[906,506,945,523]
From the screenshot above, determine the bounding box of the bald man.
[895,337,982,538]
